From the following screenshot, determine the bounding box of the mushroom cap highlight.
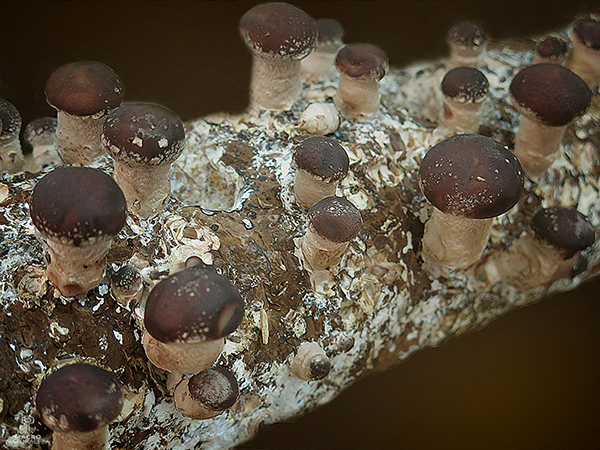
[315,18,344,45]
[535,37,568,59]
[418,134,524,219]
[239,2,317,61]
[447,21,487,48]
[188,367,239,411]
[36,363,123,433]
[308,196,362,243]
[573,17,600,50]
[103,103,186,167]
[29,167,127,246]
[144,265,245,344]
[45,61,124,116]
[293,136,349,182]
[441,67,489,103]
[0,98,22,142]
[509,63,592,127]
[335,43,389,81]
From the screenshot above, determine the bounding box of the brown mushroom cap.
[293,136,349,182]
[239,2,317,61]
[23,116,57,148]
[188,367,239,411]
[447,21,486,48]
[418,134,524,219]
[0,98,22,142]
[441,67,489,103]
[307,354,331,380]
[144,265,245,344]
[535,37,568,59]
[29,167,127,246]
[531,207,596,259]
[36,363,123,433]
[45,61,124,116]
[573,17,600,50]
[110,265,142,293]
[308,196,362,243]
[102,103,185,167]
[315,18,344,46]
[509,63,592,127]
[335,43,389,81]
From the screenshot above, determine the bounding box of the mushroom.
[142,264,245,375]
[239,2,317,110]
[300,196,362,271]
[299,102,340,135]
[36,363,123,450]
[418,134,524,268]
[301,18,345,80]
[292,136,349,208]
[533,37,569,65]
[568,16,600,89]
[509,63,592,178]
[23,116,60,169]
[289,342,330,381]
[439,66,489,134]
[446,20,487,68]
[174,366,239,419]
[102,103,185,219]
[29,167,127,297]
[334,43,389,121]
[0,97,24,173]
[45,61,124,165]
[484,206,596,290]
[109,265,143,308]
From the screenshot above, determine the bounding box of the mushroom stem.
[51,426,108,450]
[55,111,106,165]
[251,58,301,110]
[301,51,338,80]
[290,342,330,381]
[422,207,492,268]
[440,99,483,134]
[113,162,171,219]
[568,33,600,89]
[294,169,337,209]
[301,227,347,271]
[447,45,486,69]
[334,75,380,121]
[0,138,24,173]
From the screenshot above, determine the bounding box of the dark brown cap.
[441,67,489,103]
[573,17,600,50]
[293,136,349,182]
[29,167,127,246]
[144,265,245,344]
[188,367,239,411]
[447,21,486,48]
[335,43,388,81]
[315,18,344,46]
[110,265,142,293]
[103,103,185,167]
[23,116,57,148]
[535,37,568,59]
[36,363,123,433]
[0,98,21,142]
[308,196,362,243]
[531,207,596,259]
[418,134,524,219]
[307,354,330,380]
[509,63,592,126]
[239,2,317,61]
[45,61,124,116]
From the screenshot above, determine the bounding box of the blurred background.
[2,1,598,449]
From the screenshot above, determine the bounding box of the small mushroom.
[299,102,340,135]
[174,366,239,419]
[45,61,124,165]
[239,2,317,110]
[292,136,349,208]
[509,63,592,178]
[23,116,60,169]
[29,167,127,297]
[110,265,143,308]
[300,196,362,271]
[418,134,524,268]
[301,18,345,80]
[446,20,487,68]
[289,342,330,381]
[0,97,24,173]
[36,363,123,450]
[568,16,600,89]
[533,37,569,65]
[334,43,388,121]
[439,66,489,133]
[102,103,185,219]
[142,265,245,374]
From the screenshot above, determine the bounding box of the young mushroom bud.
[29,167,127,297]
[45,61,124,165]
[533,37,569,65]
[142,265,245,374]
[239,2,317,110]
[299,102,340,135]
[301,18,345,80]
[289,342,330,381]
[446,21,487,68]
[568,17,600,89]
[174,366,239,419]
[509,63,592,178]
[0,98,24,173]
[300,196,362,271]
[102,103,185,219]
[23,116,60,169]
[484,207,596,290]
[334,43,389,121]
[292,136,349,208]
[36,363,123,450]
[440,67,489,133]
[110,265,143,308]
[419,134,524,268]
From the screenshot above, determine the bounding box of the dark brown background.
[1,2,599,449]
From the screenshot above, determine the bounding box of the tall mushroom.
[0,98,24,173]
[418,134,524,268]
[446,21,487,68]
[568,16,600,89]
[239,2,317,110]
[29,166,127,297]
[301,18,345,81]
[45,61,124,165]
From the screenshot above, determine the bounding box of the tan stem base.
[113,162,171,219]
[440,98,483,134]
[301,51,338,81]
[334,75,380,121]
[55,111,105,165]
[0,138,24,173]
[174,378,223,420]
[300,228,347,271]
[568,34,600,89]
[250,58,301,111]
[447,44,486,69]
[293,170,337,209]
[52,426,108,450]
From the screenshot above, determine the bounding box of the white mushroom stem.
[250,57,301,110]
[568,32,600,89]
[300,227,348,271]
[33,142,61,169]
[513,114,567,178]
[293,169,337,209]
[334,75,380,121]
[289,342,329,381]
[113,162,172,219]
[55,111,106,165]
[440,98,484,134]
[50,426,108,450]
[0,137,24,173]
[141,331,224,374]
[447,43,486,69]
[301,49,338,80]
[421,207,492,268]
[174,378,222,420]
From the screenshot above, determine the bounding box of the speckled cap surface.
[442,67,489,103]
[447,21,486,48]
[308,196,362,243]
[188,367,239,410]
[293,136,349,182]
[0,98,21,141]
[335,43,388,80]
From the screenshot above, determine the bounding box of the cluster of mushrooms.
[0,3,598,449]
